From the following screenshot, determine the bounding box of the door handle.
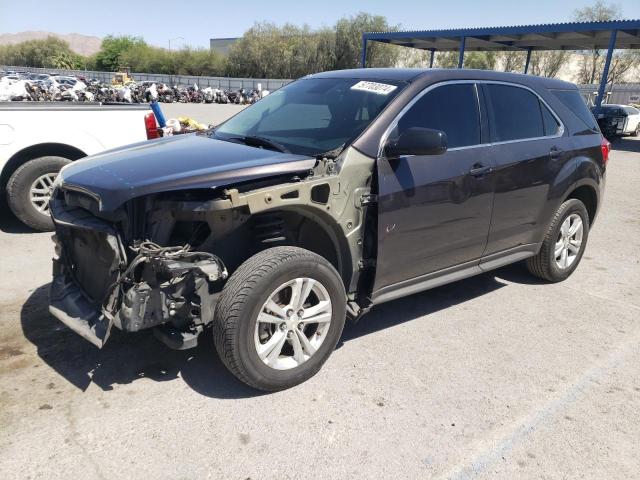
[549,147,563,159]
[468,164,492,177]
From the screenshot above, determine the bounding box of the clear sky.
[1,0,639,49]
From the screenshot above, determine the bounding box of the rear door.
[373,82,495,292]
[480,82,570,256]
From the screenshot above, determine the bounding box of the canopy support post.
[524,48,532,74]
[458,37,466,68]
[361,36,368,68]
[594,30,617,115]
[429,49,435,68]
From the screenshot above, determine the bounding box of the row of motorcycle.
[1,76,266,105]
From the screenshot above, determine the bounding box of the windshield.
[214,77,406,156]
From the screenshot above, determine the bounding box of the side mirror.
[384,127,448,157]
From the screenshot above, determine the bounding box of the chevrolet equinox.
[48,69,608,390]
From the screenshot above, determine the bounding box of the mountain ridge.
[0,31,102,56]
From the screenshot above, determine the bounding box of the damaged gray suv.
[49,69,607,390]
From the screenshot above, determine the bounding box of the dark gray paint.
[60,133,316,211]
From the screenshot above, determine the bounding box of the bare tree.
[529,51,570,78]
[573,1,639,87]
[496,51,526,72]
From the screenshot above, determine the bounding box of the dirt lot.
[0,123,639,479]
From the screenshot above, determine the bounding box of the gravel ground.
[0,118,638,479]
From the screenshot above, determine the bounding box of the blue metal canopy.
[361,20,640,111]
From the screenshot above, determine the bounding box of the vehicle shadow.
[21,284,262,399]
[22,271,509,399]
[341,269,509,343]
[609,136,640,154]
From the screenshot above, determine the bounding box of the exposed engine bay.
[48,147,377,349]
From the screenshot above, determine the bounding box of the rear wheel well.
[1,143,86,192]
[565,185,597,225]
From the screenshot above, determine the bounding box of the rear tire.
[213,246,346,391]
[632,124,640,137]
[526,199,590,282]
[6,156,70,231]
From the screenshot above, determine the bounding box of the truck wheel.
[213,246,346,391]
[526,199,590,282]
[6,156,70,231]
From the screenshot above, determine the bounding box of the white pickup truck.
[0,103,158,230]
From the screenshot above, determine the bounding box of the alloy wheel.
[254,277,333,370]
[29,173,57,214]
[554,213,583,269]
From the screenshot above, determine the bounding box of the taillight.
[145,112,159,139]
[600,135,611,166]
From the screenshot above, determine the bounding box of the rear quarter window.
[550,89,599,132]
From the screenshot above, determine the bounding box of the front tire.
[526,199,590,282]
[213,246,346,391]
[6,156,71,231]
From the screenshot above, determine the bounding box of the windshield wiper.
[228,135,290,153]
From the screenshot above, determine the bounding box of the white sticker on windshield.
[350,81,397,95]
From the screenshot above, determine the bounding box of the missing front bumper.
[49,259,114,348]
[49,196,227,349]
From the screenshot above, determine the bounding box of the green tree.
[334,12,399,69]
[226,22,339,78]
[225,13,401,78]
[464,51,497,70]
[0,36,83,69]
[95,35,146,71]
[434,52,458,68]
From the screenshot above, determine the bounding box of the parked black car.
[49,69,608,391]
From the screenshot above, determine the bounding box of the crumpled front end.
[48,188,227,349]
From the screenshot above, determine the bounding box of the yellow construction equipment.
[111,66,133,86]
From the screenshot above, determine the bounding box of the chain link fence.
[2,65,293,91]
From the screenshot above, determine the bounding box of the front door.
[373,82,495,293]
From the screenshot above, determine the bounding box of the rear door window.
[485,84,545,142]
[396,83,481,149]
[541,103,561,136]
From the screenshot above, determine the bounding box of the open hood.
[59,133,316,211]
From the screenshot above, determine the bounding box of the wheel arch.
[252,205,354,290]
[562,180,600,227]
[1,143,86,193]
